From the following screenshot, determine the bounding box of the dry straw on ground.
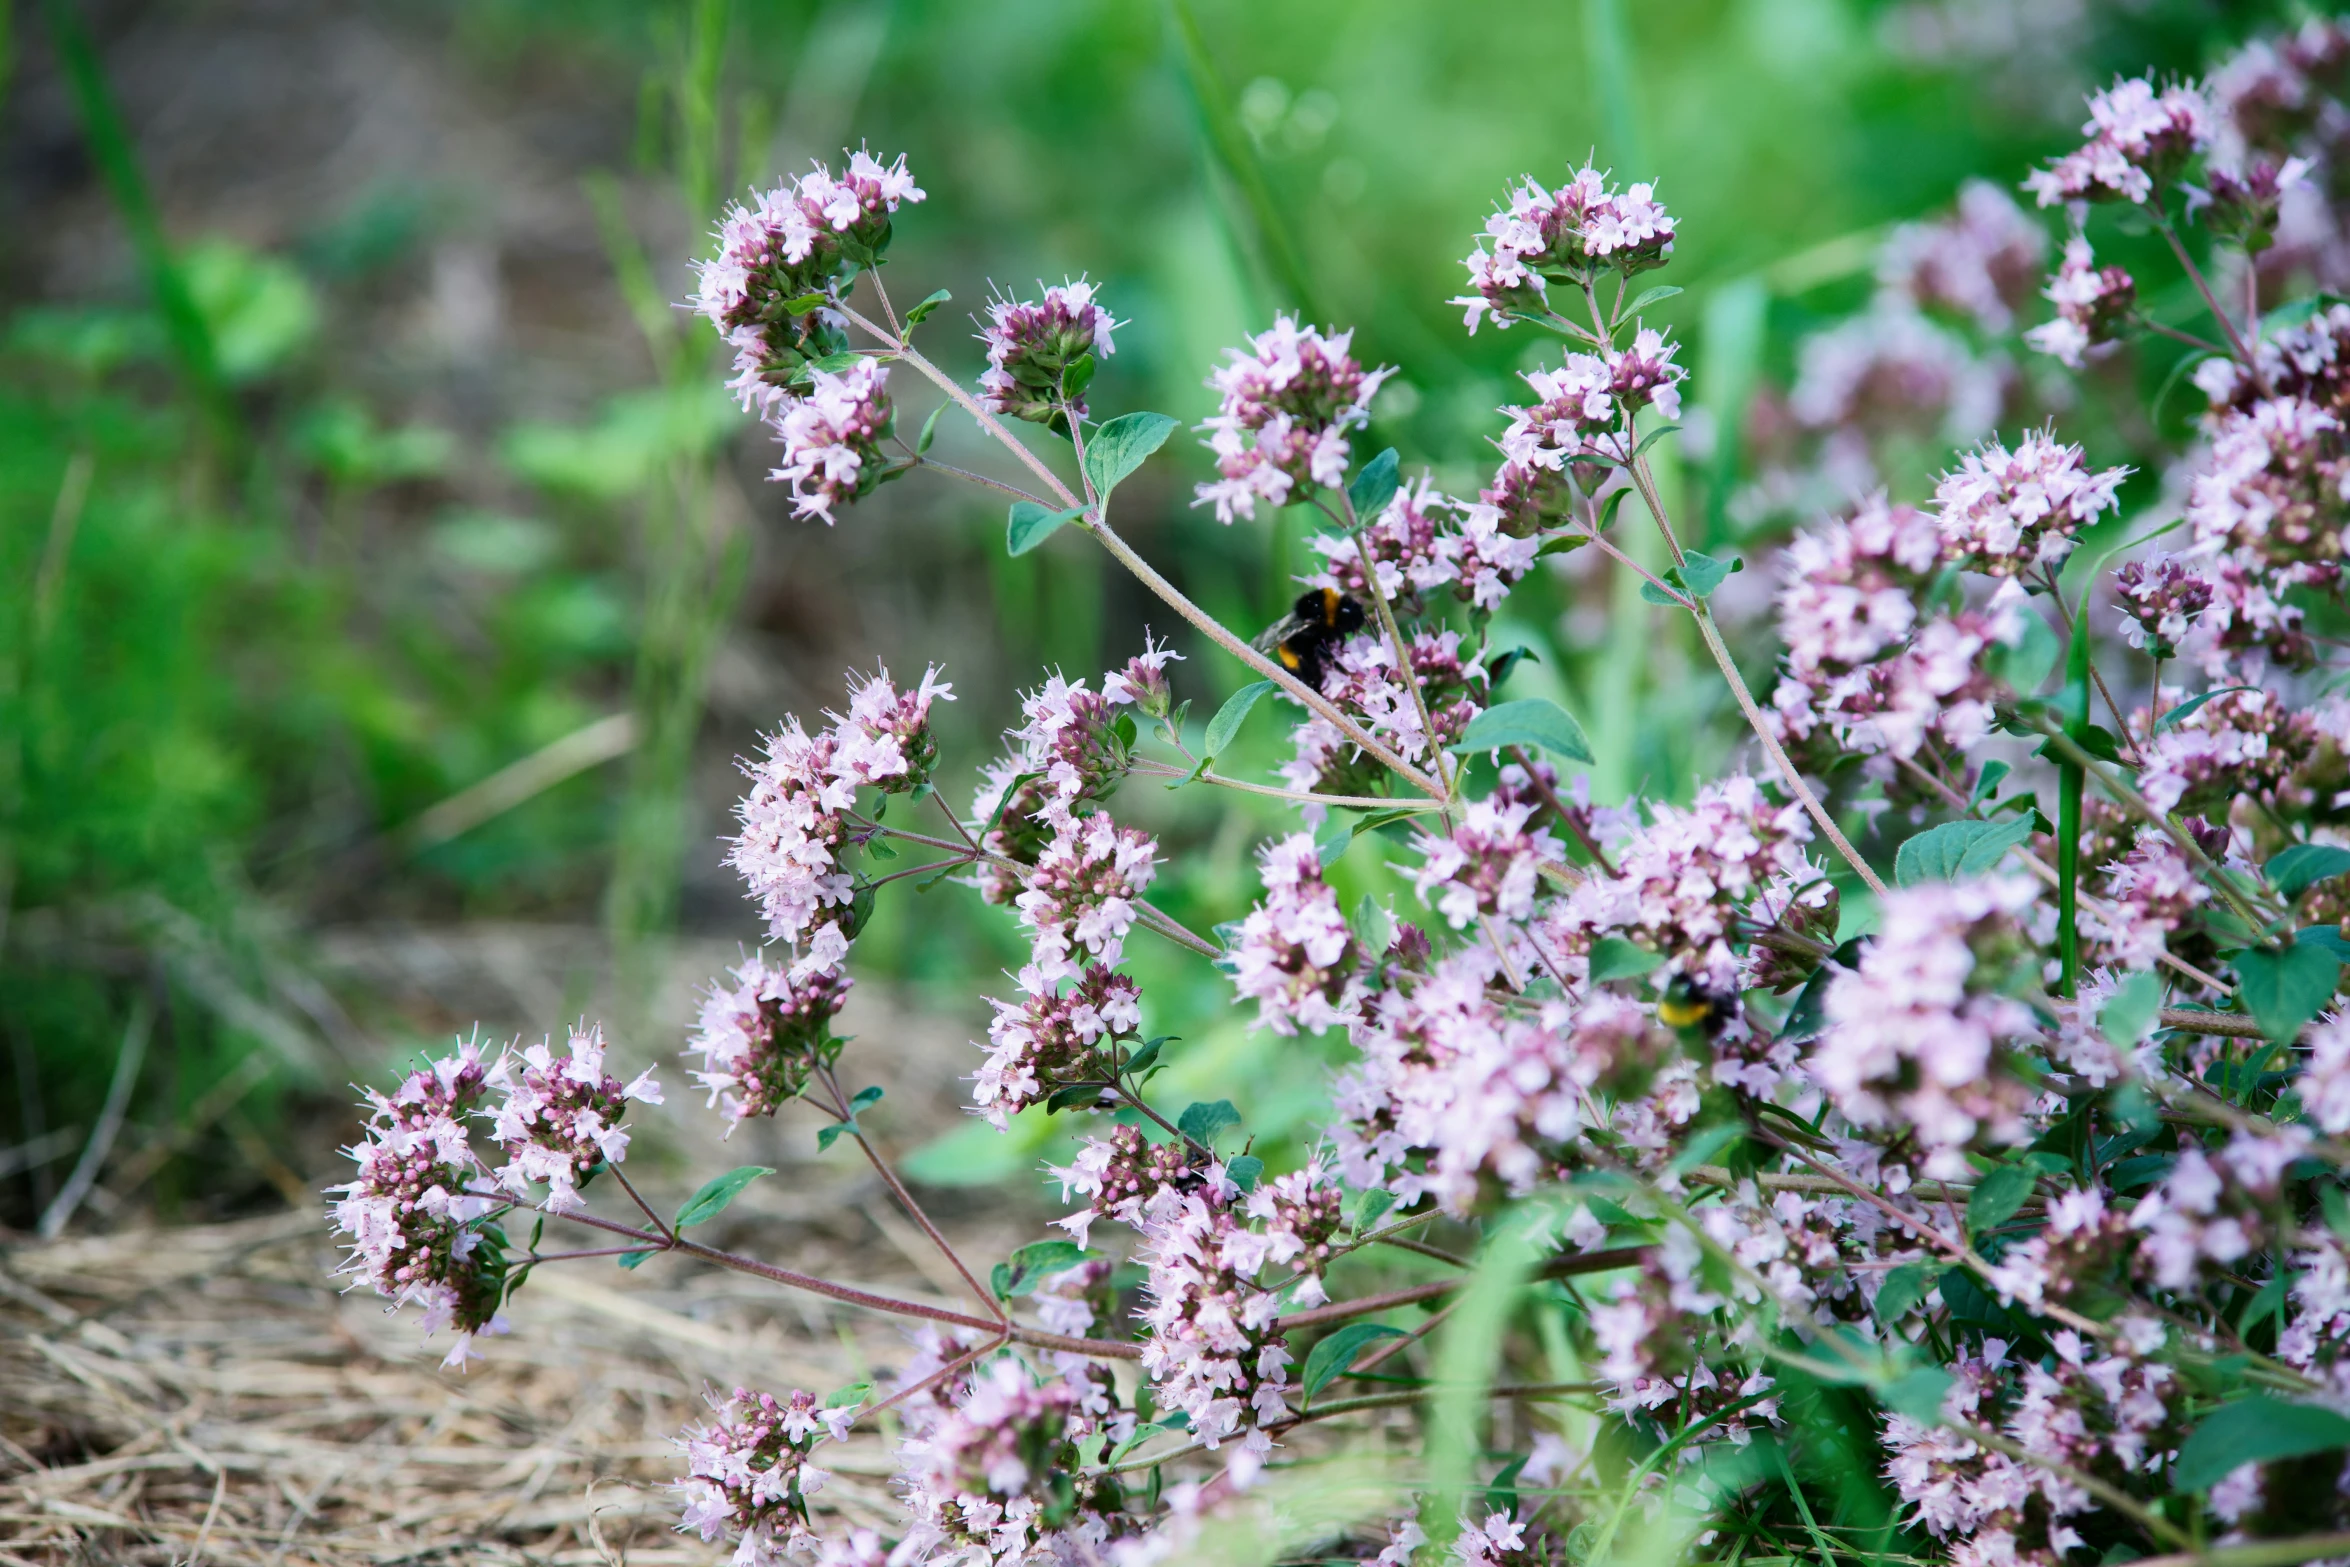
[1,935,1041,1567]
[0,1182,1042,1566]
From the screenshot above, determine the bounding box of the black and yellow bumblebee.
[1252,587,1365,690]
[1658,975,1735,1035]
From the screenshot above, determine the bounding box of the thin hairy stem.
[609,1163,674,1243]
[1276,1246,1650,1331]
[1510,745,1618,876]
[1689,602,1888,896]
[2140,317,2234,357]
[915,454,1052,506]
[1130,757,1444,811]
[462,1187,1138,1356]
[2032,720,2277,933]
[1345,490,1458,807]
[1082,514,1450,798]
[2153,210,2259,372]
[1955,1420,2192,1551]
[1889,751,2237,996]
[816,1063,1007,1325]
[854,1330,1010,1429]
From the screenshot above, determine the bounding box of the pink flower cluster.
[726,665,954,947]
[1543,774,1821,991]
[1810,877,2043,1178]
[328,1039,506,1368]
[673,1385,853,1567]
[1878,179,2048,333]
[1931,429,2129,578]
[1303,474,1538,613]
[2023,235,2136,368]
[1195,317,1395,522]
[692,150,925,422]
[770,357,894,524]
[1455,166,1677,332]
[484,1024,661,1214]
[688,951,854,1128]
[2025,76,2214,205]
[973,963,1142,1128]
[895,1358,1119,1563]
[1413,798,1564,930]
[1229,833,1359,1037]
[978,279,1119,424]
[1014,812,1159,981]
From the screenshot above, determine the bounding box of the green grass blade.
[41,0,238,454]
[1165,0,1324,322]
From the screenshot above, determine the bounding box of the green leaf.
[904,288,952,327]
[1894,816,2038,886]
[1447,698,1595,763]
[1045,1082,1105,1114]
[1178,1099,1241,1145]
[2100,970,2165,1049]
[1356,1188,1398,1233]
[1081,411,1180,503]
[1988,611,2062,697]
[1123,1035,1176,1080]
[1874,1262,1935,1324]
[1637,573,1690,607]
[1204,680,1277,758]
[1486,646,1538,688]
[1225,1154,1264,1192]
[674,1165,776,1231]
[1631,422,1682,459]
[2235,941,2343,1043]
[1967,1164,2037,1237]
[1634,549,1741,604]
[915,399,948,456]
[849,1085,884,1113]
[2301,924,2350,964]
[617,1249,655,1269]
[1969,760,2012,807]
[992,1240,1093,1299]
[1347,448,1401,520]
[783,292,828,316]
[826,1380,872,1409]
[1314,810,1355,870]
[1627,284,1684,313]
[2174,1397,2350,1491]
[1587,936,1665,985]
[1678,549,1742,598]
[816,1119,855,1151]
[1007,501,1087,556]
[1301,1323,1408,1404]
[2156,685,2259,734]
[1878,1366,1955,1426]
[2269,843,2350,901]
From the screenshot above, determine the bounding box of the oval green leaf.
[1081,411,1180,503]
[1894,815,2037,887]
[1008,500,1087,556]
[674,1165,776,1231]
[2174,1396,2350,1492]
[1301,1322,1408,1404]
[1348,448,1401,521]
[2269,843,2350,901]
[1447,698,1595,764]
[1204,679,1276,758]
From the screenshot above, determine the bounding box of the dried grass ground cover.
[0,1189,1047,1566]
[0,938,1047,1566]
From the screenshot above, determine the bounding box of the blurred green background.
[0,0,2296,1227]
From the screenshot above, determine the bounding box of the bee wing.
[1250,613,1306,657]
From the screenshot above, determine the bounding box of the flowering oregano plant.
[332,37,2350,1564]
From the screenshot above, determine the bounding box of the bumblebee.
[1657,975,1735,1035]
[1252,587,1365,690]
